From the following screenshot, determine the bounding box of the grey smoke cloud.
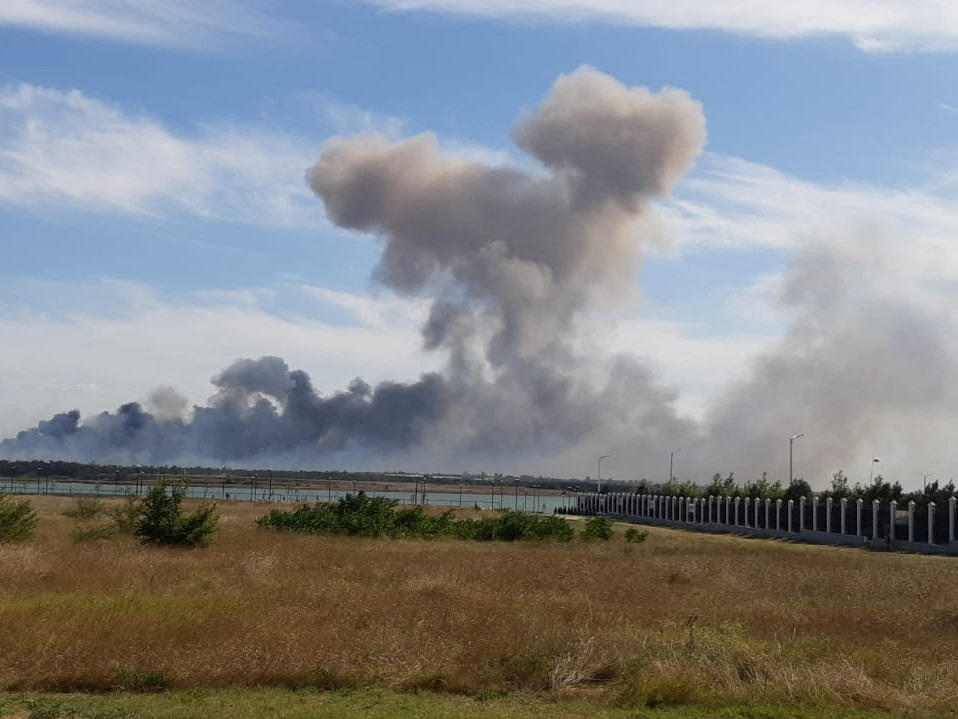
[19,66,951,484]
[2,65,706,469]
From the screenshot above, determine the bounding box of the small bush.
[0,493,37,542]
[110,496,140,534]
[624,527,648,543]
[134,480,218,547]
[581,516,614,541]
[71,524,117,543]
[62,496,103,520]
[114,665,168,691]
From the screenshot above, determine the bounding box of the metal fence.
[566,492,958,555]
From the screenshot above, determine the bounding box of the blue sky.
[5,1,958,483]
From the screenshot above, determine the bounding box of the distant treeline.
[0,459,572,490]
[620,471,954,510]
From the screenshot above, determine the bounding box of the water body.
[2,478,572,513]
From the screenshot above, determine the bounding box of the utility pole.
[669,448,680,485]
[597,455,611,493]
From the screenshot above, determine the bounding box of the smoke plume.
[5,66,952,486]
[2,66,707,470]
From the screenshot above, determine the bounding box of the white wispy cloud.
[0,0,274,49]
[0,83,323,227]
[366,0,958,52]
[662,152,958,289]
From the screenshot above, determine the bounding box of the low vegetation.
[580,516,614,541]
[133,480,218,547]
[3,496,958,717]
[0,688,901,719]
[61,496,103,520]
[256,492,575,542]
[0,493,36,542]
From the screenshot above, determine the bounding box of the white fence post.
[812,496,818,531]
[787,499,794,532]
[775,499,782,531]
[799,497,806,531]
[872,499,880,540]
[725,496,731,524]
[840,498,847,535]
[754,496,760,527]
[908,501,915,543]
[733,496,740,526]
[929,501,936,545]
[856,499,863,537]
[744,497,751,527]
[826,498,833,533]
[890,500,897,543]
[951,497,957,544]
[765,498,771,528]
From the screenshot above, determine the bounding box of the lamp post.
[789,433,804,485]
[669,448,680,485]
[868,457,880,485]
[597,455,611,494]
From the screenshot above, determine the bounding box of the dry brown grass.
[2,496,958,714]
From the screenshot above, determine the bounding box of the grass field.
[0,687,912,719]
[2,496,958,717]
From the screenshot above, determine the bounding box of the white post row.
[872,499,879,540]
[908,501,915,543]
[840,498,847,535]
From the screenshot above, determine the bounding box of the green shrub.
[624,527,648,543]
[114,665,168,691]
[134,480,218,547]
[581,516,614,541]
[62,496,103,520]
[72,524,117,543]
[110,495,140,534]
[0,493,37,542]
[258,494,573,542]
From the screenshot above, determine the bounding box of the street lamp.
[669,448,680,485]
[789,433,804,485]
[868,457,880,485]
[597,455,611,494]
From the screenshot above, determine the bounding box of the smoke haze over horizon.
[4,67,958,490]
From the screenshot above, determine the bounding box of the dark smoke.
[1,66,708,470]
[9,67,943,485]
[3,356,448,464]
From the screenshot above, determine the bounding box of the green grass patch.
[0,689,917,719]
